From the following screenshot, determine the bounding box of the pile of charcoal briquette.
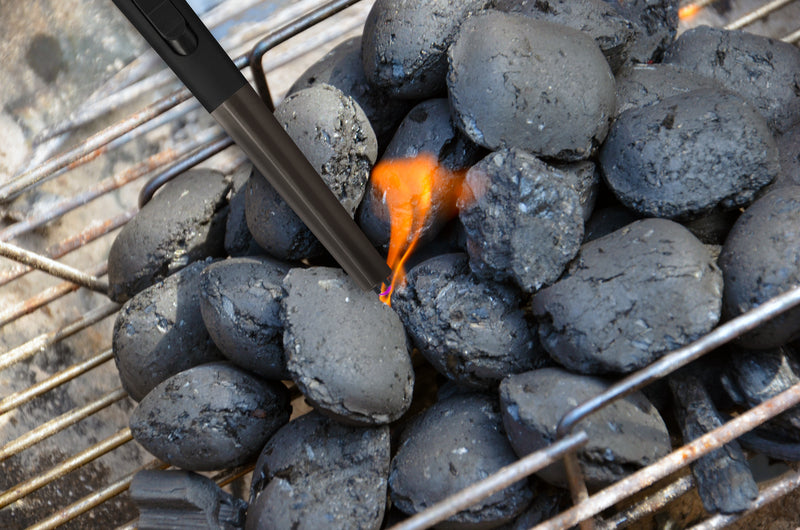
[106,0,800,527]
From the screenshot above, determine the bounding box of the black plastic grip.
[112,0,246,112]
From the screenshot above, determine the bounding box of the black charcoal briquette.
[199,256,289,379]
[108,169,231,302]
[245,84,377,261]
[614,63,720,116]
[224,165,262,257]
[361,0,491,99]
[130,362,290,471]
[448,11,616,161]
[606,0,678,64]
[389,393,534,527]
[600,88,778,219]
[282,267,414,425]
[458,148,584,293]
[357,98,483,251]
[772,123,800,190]
[533,219,723,373]
[719,186,800,349]
[113,259,223,402]
[499,368,671,489]
[393,253,547,389]
[664,25,800,133]
[246,412,390,530]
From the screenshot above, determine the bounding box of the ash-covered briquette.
[447,11,616,161]
[663,26,800,133]
[113,259,222,402]
[357,98,483,251]
[499,368,671,490]
[458,148,584,293]
[669,374,757,514]
[224,165,262,258]
[599,88,778,219]
[108,169,231,302]
[246,412,390,530]
[719,186,800,349]
[721,346,800,437]
[493,0,638,72]
[287,36,412,147]
[129,362,290,471]
[533,219,723,374]
[614,63,720,115]
[583,206,640,243]
[131,470,248,530]
[552,160,600,222]
[606,0,678,64]
[282,267,414,425]
[389,393,534,527]
[199,257,289,380]
[392,253,547,389]
[361,0,491,99]
[245,84,377,261]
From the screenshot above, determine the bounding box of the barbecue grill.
[1,0,800,528]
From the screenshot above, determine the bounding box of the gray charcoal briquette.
[458,148,584,293]
[599,88,778,219]
[131,470,247,530]
[282,267,414,425]
[664,26,800,133]
[771,123,800,190]
[719,186,800,348]
[532,219,723,373]
[130,362,290,471]
[494,0,639,72]
[361,0,491,99]
[199,256,289,379]
[246,412,389,530]
[606,0,678,64]
[108,169,231,302]
[287,36,412,146]
[245,84,377,261]
[389,393,534,527]
[113,259,223,402]
[448,11,616,161]
[499,368,671,489]
[551,160,600,222]
[392,253,547,389]
[357,98,483,251]
[614,63,720,116]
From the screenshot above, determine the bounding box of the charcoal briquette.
[282,267,414,425]
[606,0,678,64]
[224,165,262,257]
[246,412,390,530]
[494,0,639,72]
[614,63,720,116]
[583,206,640,243]
[131,470,248,530]
[357,98,483,251]
[245,85,377,261]
[448,11,616,161]
[389,393,534,527]
[361,0,491,99]
[113,259,223,402]
[458,148,584,293]
[772,123,800,190]
[600,88,778,219]
[664,25,800,133]
[287,36,412,147]
[533,219,723,373]
[130,362,290,471]
[552,160,600,222]
[499,368,671,489]
[199,256,289,380]
[719,186,800,348]
[108,169,231,302]
[393,253,547,389]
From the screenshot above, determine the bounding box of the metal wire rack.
[1,0,800,528]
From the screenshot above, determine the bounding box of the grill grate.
[1,0,799,528]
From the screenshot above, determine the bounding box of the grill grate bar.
[0,241,108,294]
[596,475,696,529]
[0,302,119,373]
[0,428,134,509]
[25,460,169,530]
[783,27,800,42]
[0,388,128,462]
[0,348,114,416]
[724,0,798,29]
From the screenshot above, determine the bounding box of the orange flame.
[679,3,700,19]
[372,153,467,306]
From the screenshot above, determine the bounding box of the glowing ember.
[679,3,700,20]
[372,153,466,306]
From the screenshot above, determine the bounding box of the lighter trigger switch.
[132,0,198,55]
